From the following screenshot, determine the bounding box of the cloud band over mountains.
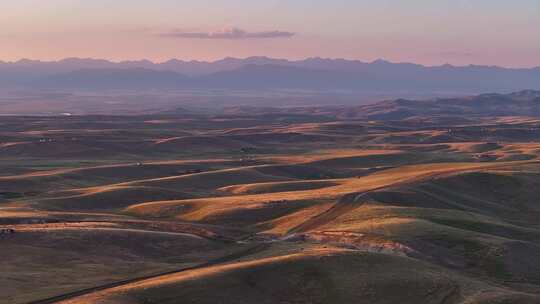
[160,27,295,39]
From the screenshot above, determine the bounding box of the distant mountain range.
[1,57,540,93]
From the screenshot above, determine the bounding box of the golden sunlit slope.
[0,159,243,202]
[57,247,539,304]
[3,111,540,304]
[26,149,407,211]
[0,221,234,304]
[271,166,540,289]
[219,180,340,195]
[125,161,524,224]
[28,165,298,211]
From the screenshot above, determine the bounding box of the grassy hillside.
[1,111,540,303]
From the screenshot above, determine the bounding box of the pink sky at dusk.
[1,0,539,67]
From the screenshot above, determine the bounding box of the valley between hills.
[2,91,540,304]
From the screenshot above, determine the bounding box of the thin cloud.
[160,27,295,40]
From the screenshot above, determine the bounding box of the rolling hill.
[2,98,540,304]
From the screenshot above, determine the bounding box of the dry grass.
[126,161,530,222]
[3,111,540,303]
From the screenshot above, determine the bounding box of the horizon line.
[1,56,539,70]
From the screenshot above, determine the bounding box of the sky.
[1,0,539,67]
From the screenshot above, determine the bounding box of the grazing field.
[2,96,540,304]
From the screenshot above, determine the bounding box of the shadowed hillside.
[1,102,540,304]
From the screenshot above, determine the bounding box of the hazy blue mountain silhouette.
[1,57,539,92]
